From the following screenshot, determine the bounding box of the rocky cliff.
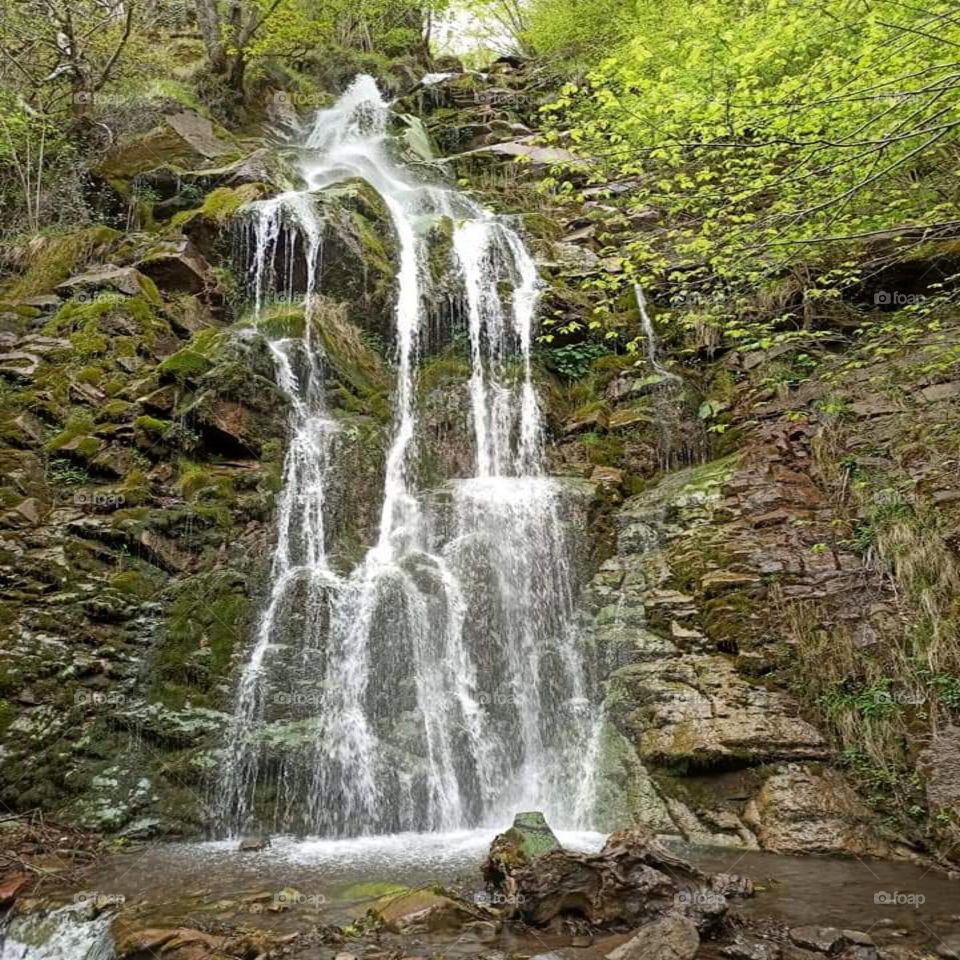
[0,59,957,865]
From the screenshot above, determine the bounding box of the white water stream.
[218,75,600,838]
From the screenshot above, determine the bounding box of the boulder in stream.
[605,914,700,960]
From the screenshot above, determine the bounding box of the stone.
[743,768,892,858]
[564,407,608,433]
[117,927,225,958]
[0,350,41,380]
[608,406,652,430]
[624,657,828,769]
[55,265,156,300]
[164,111,235,159]
[591,465,625,489]
[722,937,782,960]
[501,810,561,857]
[375,889,476,933]
[136,238,218,296]
[849,398,902,417]
[459,920,500,943]
[0,873,29,906]
[788,926,874,955]
[604,915,699,960]
[238,835,270,852]
[700,570,762,595]
[919,381,960,403]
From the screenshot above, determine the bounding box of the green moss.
[158,328,227,382]
[110,569,159,598]
[1,226,120,299]
[170,183,272,229]
[152,570,251,702]
[0,699,15,736]
[45,295,165,353]
[417,355,471,396]
[46,414,95,453]
[253,304,305,339]
[135,415,171,436]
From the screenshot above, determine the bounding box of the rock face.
[0,173,393,832]
[586,444,895,856]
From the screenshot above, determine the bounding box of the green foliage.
[529,0,960,350]
[539,341,610,380]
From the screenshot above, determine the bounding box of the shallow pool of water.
[62,830,960,957]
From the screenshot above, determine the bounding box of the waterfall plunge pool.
[25,831,956,959]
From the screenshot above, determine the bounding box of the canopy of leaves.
[528,0,960,348]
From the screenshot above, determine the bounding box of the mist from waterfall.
[218,75,600,838]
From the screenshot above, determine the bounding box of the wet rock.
[55,265,157,301]
[499,810,562,857]
[374,888,482,933]
[238,835,271,852]
[117,926,226,959]
[605,915,699,960]
[722,936,782,959]
[788,927,875,956]
[460,920,501,943]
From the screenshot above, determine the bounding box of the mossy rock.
[340,881,409,901]
[172,182,272,230]
[1,227,121,300]
[501,810,561,857]
[96,113,240,181]
[158,327,228,382]
[151,569,252,705]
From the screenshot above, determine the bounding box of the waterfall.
[218,75,599,837]
[634,284,680,384]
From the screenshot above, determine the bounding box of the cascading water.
[218,75,600,838]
